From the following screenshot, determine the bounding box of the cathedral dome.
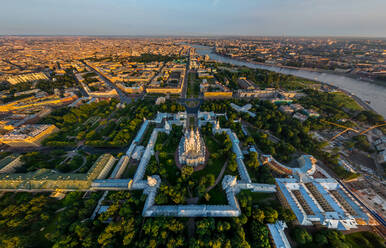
[178,128,206,167]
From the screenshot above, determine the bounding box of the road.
[73,74,90,97]
[178,98,203,114]
[2,59,24,70]
[81,61,131,103]
[181,48,192,99]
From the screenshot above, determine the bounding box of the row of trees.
[213,66,303,91]
[290,226,385,248]
[1,190,383,248]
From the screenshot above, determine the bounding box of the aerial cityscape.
[0,0,385,248]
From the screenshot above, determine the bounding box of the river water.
[192,45,386,118]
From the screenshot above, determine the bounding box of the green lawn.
[201,184,228,205]
[240,191,278,206]
[187,72,201,98]
[330,92,363,111]
[140,124,155,146]
[192,135,225,180]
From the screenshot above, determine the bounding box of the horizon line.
[1,34,386,39]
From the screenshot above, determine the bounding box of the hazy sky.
[1,0,386,37]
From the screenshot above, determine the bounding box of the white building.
[178,128,206,167]
[230,103,256,117]
[276,176,369,230]
[267,221,291,248]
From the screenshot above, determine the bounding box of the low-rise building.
[378,150,386,164]
[279,105,295,115]
[304,109,320,118]
[7,72,49,85]
[0,124,58,147]
[237,77,256,90]
[267,221,291,248]
[276,176,369,230]
[237,88,276,98]
[0,94,78,112]
[117,83,144,94]
[0,155,23,173]
[230,103,256,117]
[203,91,233,98]
[293,112,308,122]
[374,136,386,152]
[146,68,186,95]
[290,103,304,112]
[0,153,116,190]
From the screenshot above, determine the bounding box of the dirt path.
[72,155,87,173]
[205,160,228,193]
[186,197,199,204]
[187,217,195,238]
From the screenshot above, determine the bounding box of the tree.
[228,158,238,172]
[279,208,296,223]
[196,218,215,236]
[314,232,328,246]
[247,152,260,169]
[250,222,270,248]
[181,166,194,180]
[0,236,25,248]
[252,208,265,223]
[123,218,136,245]
[264,207,278,223]
[293,227,312,245]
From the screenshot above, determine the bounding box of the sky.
[1,0,386,37]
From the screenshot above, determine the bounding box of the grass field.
[192,135,225,180]
[240,191,278,206]
[330,92,363,111]
[202,184,228,205]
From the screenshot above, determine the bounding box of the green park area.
[41,99,185,148]
[0,97,384,247]
[18,150,100,174]
[200,98,362,180]
[187,72,201,98]
[143,123,235,205]
[212,65,317,91]
[288,226,385,248]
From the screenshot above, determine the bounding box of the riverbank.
[217,52,386,88]
[191,44,386,118]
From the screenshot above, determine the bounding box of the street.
[81,60,132,103]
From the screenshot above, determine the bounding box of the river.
[191,44,386,118]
